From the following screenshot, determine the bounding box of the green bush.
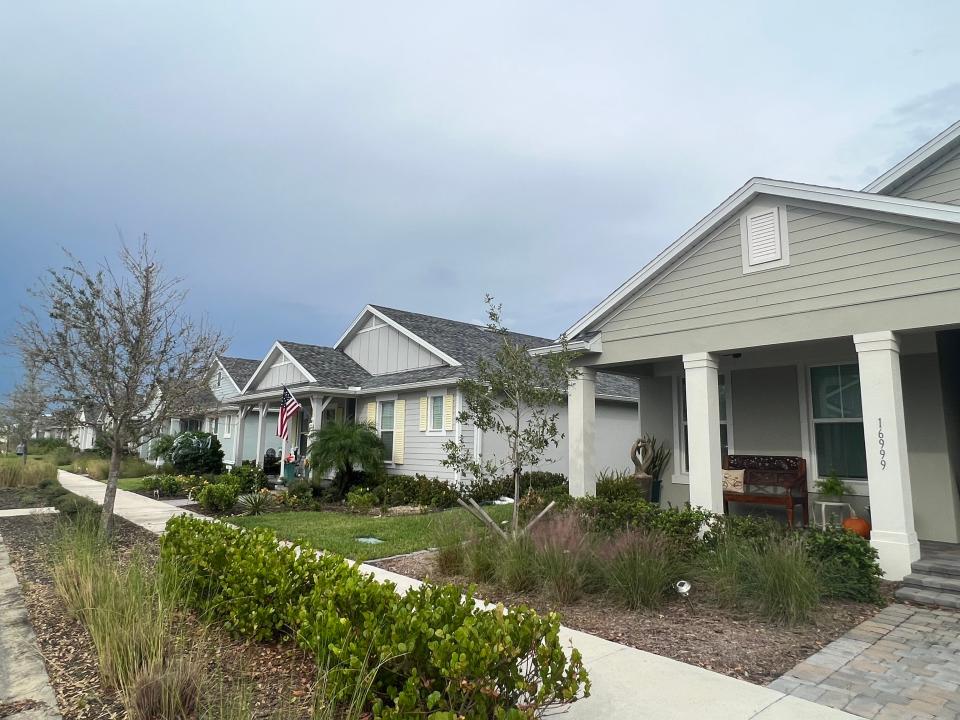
[575,497,711,555]
[462,471,568,503]
[805,526,884,603]
[54,493,100,517]
[596,469,647,501]
[160,517,589,717]
[603,530,679,610]
[226,464,267,494]
[346,487,378,511]
[287,478,313,500]
[27,437,72,453]
[195,483,239,513]
[236,491,277,516]
[142,474,184,496]
[45,447,75,467]
[372,474,462,509]
[169,432,224,476]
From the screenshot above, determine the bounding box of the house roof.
[863,120,960,195]
[556,176,960,342]
[218,356,261,389]
[278,341,372,387]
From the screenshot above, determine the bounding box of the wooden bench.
[722,454,809,527]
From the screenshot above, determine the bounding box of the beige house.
[545,120,960,582]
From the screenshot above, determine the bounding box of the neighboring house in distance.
[207,305,639,482]
[545,119,960,580]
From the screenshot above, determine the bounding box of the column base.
[870,529,921,581]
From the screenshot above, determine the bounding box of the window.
[212,417,219,435]
[810,364,866,479]
[216,370,222,387]
[680,375,729,472]
[428,394,444,433]
[223,415,233,438]
[378,400,395,462]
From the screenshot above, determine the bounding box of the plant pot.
[650,479,662,504]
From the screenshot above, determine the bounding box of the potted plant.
[814,470,849,501]
[643,434,672,504]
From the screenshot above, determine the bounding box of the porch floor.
[918,540,960,569]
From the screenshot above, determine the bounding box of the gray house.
[546,120,960,581]
[206,305,640,483]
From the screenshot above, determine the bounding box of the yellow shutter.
[393,399,405,464]
[366,401,376,426]
[443,394,454,431]
[419,397,428,431]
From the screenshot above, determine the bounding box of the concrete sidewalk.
[56,470,855,719]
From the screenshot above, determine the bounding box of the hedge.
[161,517,589,718]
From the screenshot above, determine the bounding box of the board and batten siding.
[252,351,309,391]
[594,203,960,362]
[893,145,960,206]
[344,321,444,375]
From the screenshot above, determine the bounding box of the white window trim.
[740,203,790,274]
[376,395,398,465]
[803,361,869,495]
[671,371,734,485]
[426,391,446,435]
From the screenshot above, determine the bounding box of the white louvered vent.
[746,208,782,265]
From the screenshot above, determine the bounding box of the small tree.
[0,367,48,463]
[443,296,580,536]
[307,421,385,499]
[16,239,226,533]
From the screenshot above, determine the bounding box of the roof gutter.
[528,334,602,357]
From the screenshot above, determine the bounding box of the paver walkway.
[56,469,855,719]
[770,604,960,719]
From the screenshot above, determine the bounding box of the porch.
[568,328,960,580]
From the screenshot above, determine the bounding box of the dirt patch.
[0,514,316,720]
[373,549,893,686]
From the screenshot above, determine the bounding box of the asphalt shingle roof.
[218,356,261,389]
[278,341,372,387]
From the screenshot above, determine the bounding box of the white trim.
[334,305,462,367]
[561,177,960,340]
[740,203,790,273]
[426,390,446,435]
[674,370,733,477]
[863,120,960,194]
[240,342,318,394]
[529,334,602,357]
[376,397,397,465]
[453,389,463,484]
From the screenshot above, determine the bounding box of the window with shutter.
[740,205,789,273]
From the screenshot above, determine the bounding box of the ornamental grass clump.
[602,529,679,610]
[497,533,539,592]
[0,458,57,487]
[430,513,468,576]
[531,513,599,604]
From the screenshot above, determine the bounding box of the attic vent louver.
[747,209,781,264]
[740,205,789,274]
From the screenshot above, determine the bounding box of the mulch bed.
[0,514,317,720]
[0,487,51,510]
[373,549,895,686]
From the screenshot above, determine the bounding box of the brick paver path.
[770,604,960,719]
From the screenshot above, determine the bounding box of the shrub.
[236,491,277,516]
[596,468,647,501]
[45,447,75,467]
[463,471,568,503]
[195,483,239,513]
[346,487,378,511]
[531,514,597,603]
[160,517,589,717]
[142,474,184,496]
[497,534,538,592]
[54,493,100,517]
[170,431,224,475]
[602,530,679,610]
[805,526,884,603]
[372,474,462,509]
[226,464,267,494]
[84,458,112,481]
[287,478,313,500]
[575,497,711,555]
[27,437,72,453]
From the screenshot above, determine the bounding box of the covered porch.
[568,327,960,580]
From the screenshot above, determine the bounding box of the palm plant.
[307,422,385,499]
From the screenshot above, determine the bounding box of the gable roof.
[558,176,960,341]
[863,120,960,195]
[217,356,260,390]
[278,341,371,387]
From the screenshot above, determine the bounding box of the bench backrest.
[723,454,807,491]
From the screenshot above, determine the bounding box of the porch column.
[233,406,249,467]
[255,402,267,467]
[568,367,596,497]
[854,331,920,580]
[682,352,724,513]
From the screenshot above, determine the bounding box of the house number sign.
[877,418,886,470]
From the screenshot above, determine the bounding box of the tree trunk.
[512,464,521,536]
[101,434,123,536]
[21,440,28,466]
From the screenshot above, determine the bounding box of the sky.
[2,1,960,393]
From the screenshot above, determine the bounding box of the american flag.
[277,386,302,440]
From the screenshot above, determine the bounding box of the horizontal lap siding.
[896,147,960,205]
[344,324,444,375]
[602,205,960,343]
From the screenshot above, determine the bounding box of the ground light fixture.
[675,580,691,597]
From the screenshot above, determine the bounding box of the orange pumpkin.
[842,515,871,539]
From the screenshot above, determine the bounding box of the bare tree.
[16,239,226,533]
[0,366,48,463]
[443,296,580,537]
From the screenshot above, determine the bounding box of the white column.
[233,406,248,467]
[568,367,597,497]
[682,352,724,513]
[854,331,920,581]
[255,402,267,467]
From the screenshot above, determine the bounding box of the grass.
[0,457,58,487]
[233,504,515,561]
[119,477,149,492]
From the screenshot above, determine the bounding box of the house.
[544,119,960,580]
[209,305,640,483]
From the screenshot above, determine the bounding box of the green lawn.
[232,504,515,561]
[118,477,148,492]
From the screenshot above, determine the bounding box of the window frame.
[377,396,397,464]
[223,414,233,438]
[673,372,734,483]
[806,362,868,485]
[426,391,446,435]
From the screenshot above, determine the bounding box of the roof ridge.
[371,304,552,343]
